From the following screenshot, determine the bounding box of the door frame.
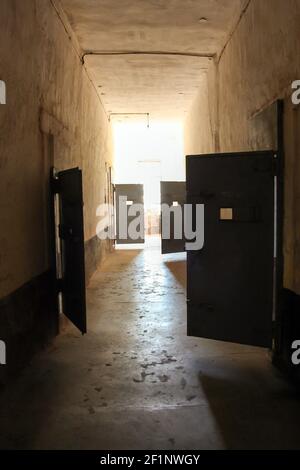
[274,100,285,354]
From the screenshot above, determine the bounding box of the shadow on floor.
[164,260,186,288]
[199,366,300,449]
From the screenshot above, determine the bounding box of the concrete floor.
[1,242,300,450]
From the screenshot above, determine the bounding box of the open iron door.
[115,184,144,244]
[160,181,186,254]
[55,168,86,334]
[186,151,275,347]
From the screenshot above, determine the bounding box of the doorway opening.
[139,160,161,245]
[113,120,185,250]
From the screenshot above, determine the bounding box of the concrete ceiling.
[60,0,247,121]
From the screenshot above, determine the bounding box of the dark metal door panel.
[58,168,86,334]
[186,151,275,347]
[115,184,144,244]
[160,181,186,254]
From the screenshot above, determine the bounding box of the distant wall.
[114,121,185,183]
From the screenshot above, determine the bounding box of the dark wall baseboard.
[0,271,58,385]
[0,237,113,386]
[273,288,300,387]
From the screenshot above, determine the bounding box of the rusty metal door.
[186,151,275,347]
[115,184,144,244]
[53,167,86,334]
[160,181,186,254]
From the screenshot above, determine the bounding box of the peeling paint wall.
[0,0,114,300]
[217,0,300,152]
[184,0,300,293]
